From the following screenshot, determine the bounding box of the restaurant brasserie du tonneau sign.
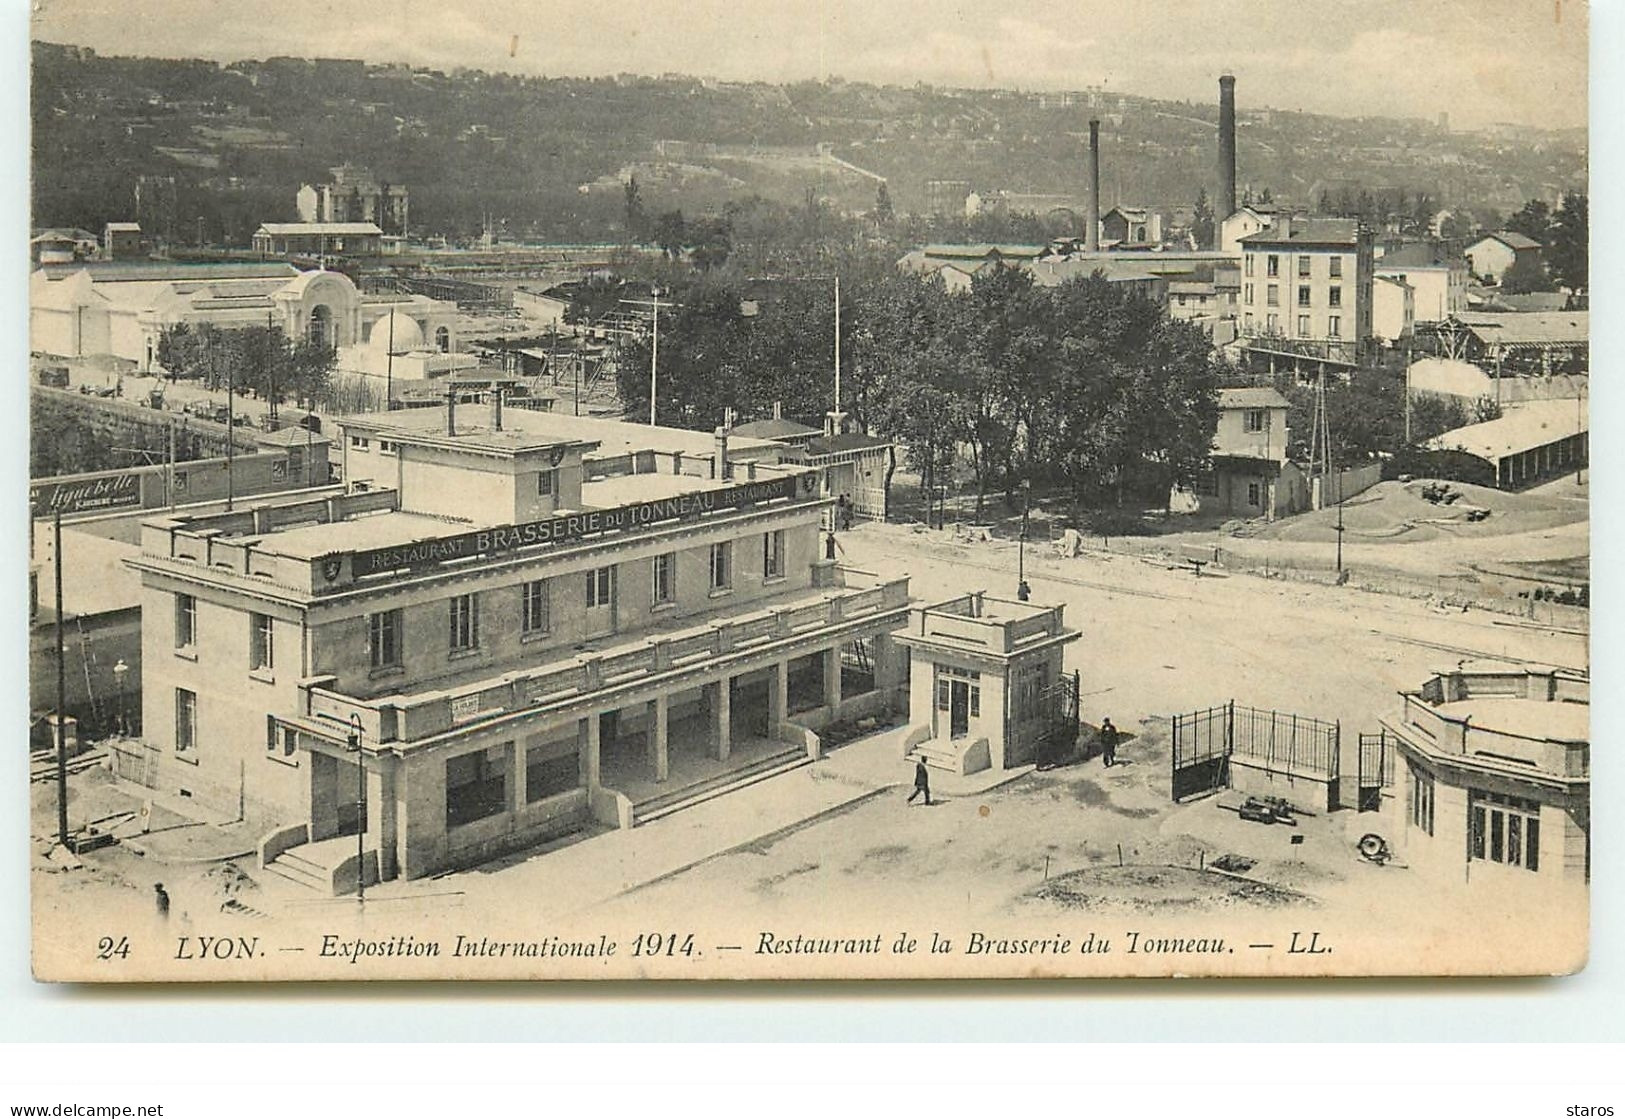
[342,473,811,579]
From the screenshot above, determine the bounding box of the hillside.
[31,40,1587,246]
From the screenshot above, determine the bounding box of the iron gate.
[1032,670,1081,766]
[1356,731,1395,812]
[1171,701,1341,802]
[1171,703,1233,801]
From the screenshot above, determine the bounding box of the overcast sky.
[33,0,1588,130]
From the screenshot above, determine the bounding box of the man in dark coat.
[907,759,932,806]
[1100,718,1119,767]
[153,882,170,921]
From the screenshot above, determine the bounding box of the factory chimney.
[491,384,504,431]
[1086,119,1101,252]
[1218,74,1238,223]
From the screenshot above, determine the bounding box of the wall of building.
[1240,246,1360,343]
[307,514,823,699]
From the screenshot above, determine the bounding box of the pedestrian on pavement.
[1100,718,1119,767]
[907,759,932,806]
[153,882,170,921]
[825,532,838,560]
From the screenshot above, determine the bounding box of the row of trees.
[155,323,338,411]
[615,265,1224,519]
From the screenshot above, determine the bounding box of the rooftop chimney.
[446,388,457,437]
[1218,75,1238,223]
[491,385,504,431]
[1086,119,1102,252]
[714,426,732,481]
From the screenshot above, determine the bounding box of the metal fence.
[1171,701,1341,802]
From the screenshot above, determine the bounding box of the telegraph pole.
[54,511,69,850]
[649,287,660,426]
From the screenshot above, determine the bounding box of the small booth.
[894,590,1080,775]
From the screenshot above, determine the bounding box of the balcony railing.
[298,572,909,746]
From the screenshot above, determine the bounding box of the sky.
[32,0,1589,130]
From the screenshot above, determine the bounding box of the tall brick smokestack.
[1086,119,1101,251]
[1218,74,1237,221]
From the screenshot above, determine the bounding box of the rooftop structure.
[1384,662,1588,891]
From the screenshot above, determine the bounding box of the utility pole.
[54,511,69,850]
[649,287,660,426]
[385,306,395,410]
[833,275,841,414]
[348,714,366,907]
[224,334,236,512]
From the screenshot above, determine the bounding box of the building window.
[174,593,196,649]
[1329,257,1343,278]
[349,436,370,450]
[522,579,551,635]
[1328,315,1342,338]
[763,530,784,579]
[1298,254,1312,278]
[1328,285,1342,308]
[445,745,507,828]
[1408,762,1435,836]
[1244,255,1254,278]
[1247,482,1261,507]
[1468,790,1540,871]
[1266,284,1279,307]
[586,566,614,608]
[1266,254,1280,278]
[175,688,197,753]
[378,439,398,456]
[1297,285,1311,307]
[652,553,675,605]
[368,609,402,670]
[435,326,450,353]
[537,469,556,497]
[526,747,578,803]
[1297,315,1311,337]
[1243,410,1266,433]
[250,612,274,671]
[710,541,732,591]
[1243,312,1254,331]
[1244,283,1254,304]
[449,593,480,653]
[1266,313,1279,333]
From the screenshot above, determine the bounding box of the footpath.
[355,728,1030,921]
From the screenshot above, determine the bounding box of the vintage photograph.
[25,0,1589,981]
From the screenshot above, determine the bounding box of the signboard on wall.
[29,472,143,517]
[344,473,815,580]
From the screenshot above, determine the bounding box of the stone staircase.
[907,736,991,777]
[262,834,377,896]
[633,746,810,825]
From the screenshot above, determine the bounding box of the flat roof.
[263,509,470,560]
[339,407,780,460]
[582,472,715,507]
[1436,697,1588,743]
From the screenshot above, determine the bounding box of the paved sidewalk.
[358,727,1040,919]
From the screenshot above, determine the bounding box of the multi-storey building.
[125,401,913,892]
[1237,217,1375,370]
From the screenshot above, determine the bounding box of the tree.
[873,182,895,227]
[1505,198,1553,244]
[1500,251,1550,294]
[653,209,686,260]
[1548,191,1588,290]
[1191,189,1215,251]
[687,215,733,271]
[623,176,647,244]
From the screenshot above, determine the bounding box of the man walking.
[1100,718,1119,767]
[907,758,932,806]
[153,882,170,921]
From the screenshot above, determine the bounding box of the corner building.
[128,401,912,892]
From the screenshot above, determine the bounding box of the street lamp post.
[112,659,129,738]
[346,714,366,906]
[1017,479,1032,601]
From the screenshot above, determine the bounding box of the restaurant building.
[125,399,913,893]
